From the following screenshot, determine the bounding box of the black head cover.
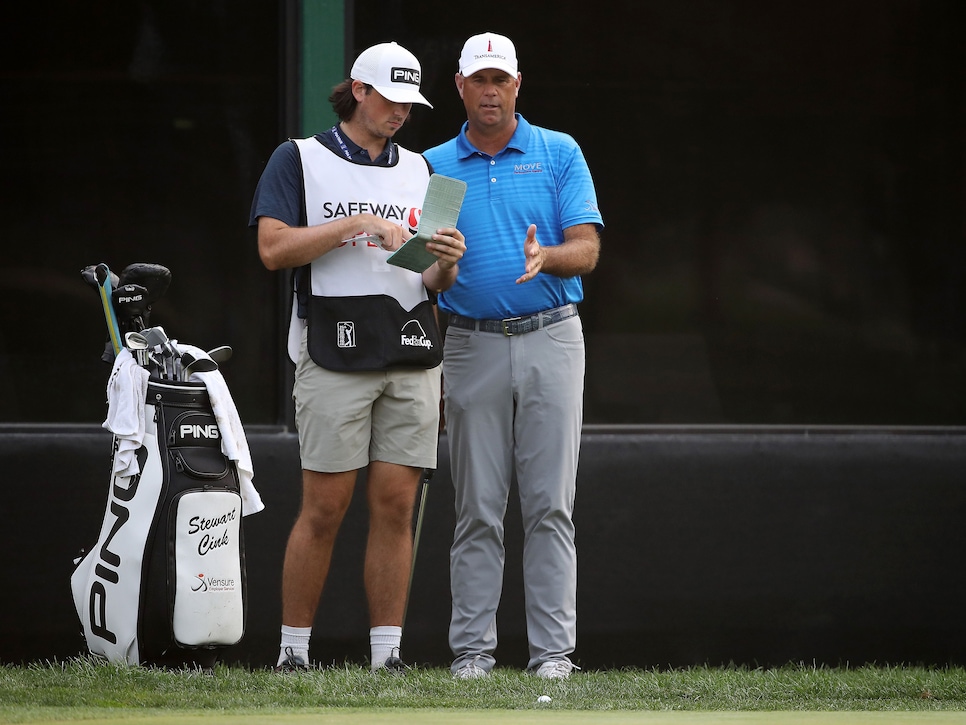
[112,283,151,321]
[118,263,171,304]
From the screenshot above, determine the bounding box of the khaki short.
[293,330,441,473]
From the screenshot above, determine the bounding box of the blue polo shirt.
[423,114,603,320]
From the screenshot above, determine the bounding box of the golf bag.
[71,376,247,667]
[73,261,258,667]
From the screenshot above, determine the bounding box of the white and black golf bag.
[71,377,246,667]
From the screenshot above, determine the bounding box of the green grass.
[1,657,965,722]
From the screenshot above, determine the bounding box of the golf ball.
[537,695,552,703]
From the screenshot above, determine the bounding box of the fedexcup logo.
[391,67,420,85]
[400,320,433,349]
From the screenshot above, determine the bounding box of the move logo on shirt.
[514,162,543,174]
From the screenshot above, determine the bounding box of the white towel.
[181,344,264,517]
[102,348,150,478]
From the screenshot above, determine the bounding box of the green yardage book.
[387,174,467,273]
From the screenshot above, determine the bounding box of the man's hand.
[370,217,406,251]
[516,224,545,284]
[514,222,600,283]
[258,213,409,270]
[427,227,466,270]
[422,226,466,292]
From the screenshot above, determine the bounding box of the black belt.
[446,304,578,336]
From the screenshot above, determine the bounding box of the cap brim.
[459,60,518,78]
[372,84,433,108]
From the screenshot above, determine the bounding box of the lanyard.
[331,125,394,165]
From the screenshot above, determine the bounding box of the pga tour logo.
[337,321,356,348]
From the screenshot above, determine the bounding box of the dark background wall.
[1,0,964,669]
[2,426,964,668]
[1,0,964,427]
[356,0,966,426]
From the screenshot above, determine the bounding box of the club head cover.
[80,264,119,291]
[112,283,151,321]
[118,263,171,305]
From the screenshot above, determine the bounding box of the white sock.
[278,625,312,666]
[369,625,402,670]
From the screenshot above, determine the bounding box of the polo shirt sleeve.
[248,141,305,228]
[556,137,603,231]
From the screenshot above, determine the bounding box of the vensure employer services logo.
[190,572,237,593]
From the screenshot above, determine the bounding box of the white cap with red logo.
[458,32,518,78]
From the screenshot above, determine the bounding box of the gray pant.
[443,315,584,672]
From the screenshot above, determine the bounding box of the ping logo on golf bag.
[87,446,149,644]
[180,423,219,440]
[168,410,229,480]
[170,411,220,445]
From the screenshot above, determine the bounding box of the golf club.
[182,348,219,377]
[402,467,433,631]
[125,330,150,367]
[207,346,233,364]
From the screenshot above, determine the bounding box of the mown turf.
[1,657,964,723]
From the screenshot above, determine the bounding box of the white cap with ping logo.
[350,42,433,108]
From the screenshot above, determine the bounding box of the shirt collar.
[322,125,395,165]
[455,113,530,159]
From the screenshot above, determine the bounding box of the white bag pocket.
[170,489,245,647]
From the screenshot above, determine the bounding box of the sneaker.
[453,656,489,679]
[273,646,309,673]
[376,655,409,674]
[534,660,577,679]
